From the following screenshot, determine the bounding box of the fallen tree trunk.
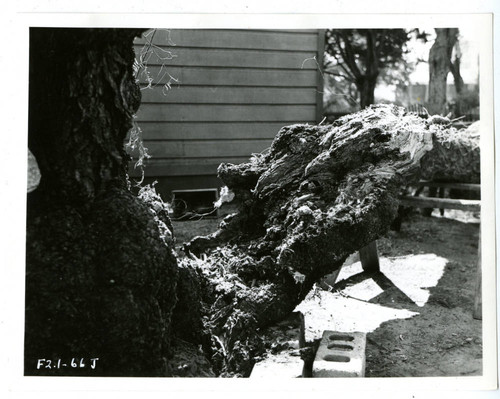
[180,104,480,376]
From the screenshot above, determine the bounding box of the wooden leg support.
[359,241,380,273]
[473,227,482,320]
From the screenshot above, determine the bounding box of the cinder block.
[250,311,306,378]
[312,331,366,377]
[250,351,304,378]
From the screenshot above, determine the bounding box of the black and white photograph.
[1,2,498,398]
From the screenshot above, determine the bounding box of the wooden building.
[130,29,325,199]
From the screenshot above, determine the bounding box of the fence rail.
[406,103,479,122]
[324,103,480,124]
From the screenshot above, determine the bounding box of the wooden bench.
[359,181,482,319]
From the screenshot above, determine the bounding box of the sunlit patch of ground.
[295,253,447,341]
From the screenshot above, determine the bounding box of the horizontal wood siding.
[134,139,274,159]
[137,104,317,122]
[136,122,310,140]
[136,47,318,69]
[131,29,324,191]
[140,86,318,104]
[137,66,317,87]
[135,29,318,51]
[130,158,253,178]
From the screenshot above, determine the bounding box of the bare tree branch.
[365,29,379,76]
[329,50,357,82]
[338,31,363,79]
[323,69,356,82]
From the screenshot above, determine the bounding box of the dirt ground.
[365,210,482,377]
[172,208,482,377]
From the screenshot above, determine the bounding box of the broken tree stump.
[180,104,480,376]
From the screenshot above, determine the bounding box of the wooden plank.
[135,46,317,69]
[359,241,380,273]
[399,196,481,212]
[135,66,317,87]
[135,122,300,140]
[135,29,318,51]
[140,86,318,104]
[129,139,274,158]
[136,104,317,122]
[242,29,318,34]
[128,157,249,177]
[172,188,219,194]
[414,181,481,192]
[473,227,482,320]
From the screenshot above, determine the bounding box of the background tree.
[449,38,465,95]
[446,31,479,119]
[324,29,410,108]
[427,28,459,115]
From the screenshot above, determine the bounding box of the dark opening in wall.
[171,188,219,220]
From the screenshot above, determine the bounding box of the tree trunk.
[357,76,377,108]
[357,30,378,109]
[182,104,480,376]
[25,28,179,376]
[449,40,465,116]
[427,28,459,115]
[450,54,465,96]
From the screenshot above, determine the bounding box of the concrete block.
[250,351,304,378]
[251,311,306,378]
[312,331,366,377]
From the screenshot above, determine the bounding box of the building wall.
[129,29,324,197]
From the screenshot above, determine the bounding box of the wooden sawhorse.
[359,181,481,319]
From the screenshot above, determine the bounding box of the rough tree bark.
[181,104,480,376]
[357,76,377,108]
[25,28,179,376]
[357,30,379,108]
[427,28,459,115]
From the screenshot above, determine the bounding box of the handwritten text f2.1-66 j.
[36,358,99,370]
